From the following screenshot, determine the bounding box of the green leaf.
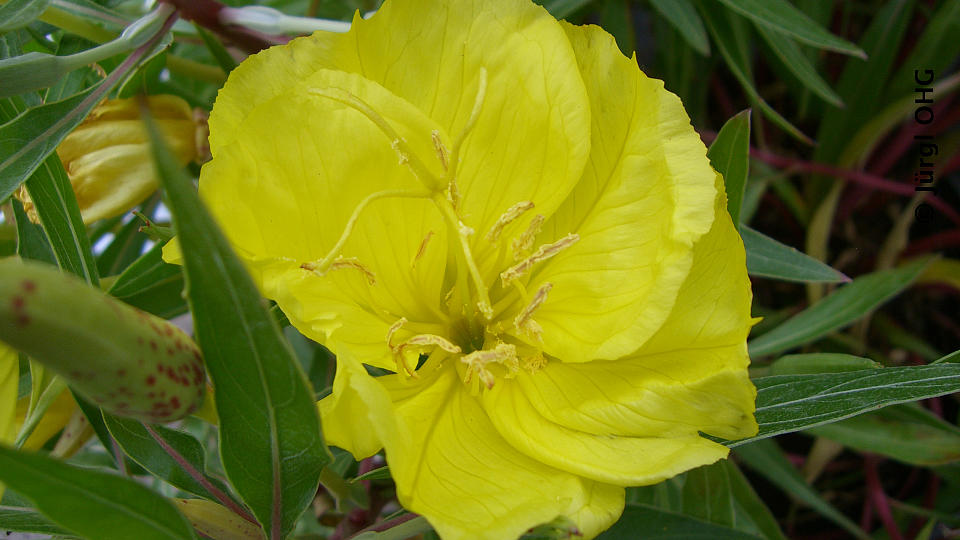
[597,503,762,539]
[741,226,848,283]
[0,84,101,201]
[732,362,960,445]
[697,1,812,144]
[0,445,196,540]
[755,25,843,107]
[808,405,960,466]
[735,439,869,540]
[537,0,594,18]
[682,461,787,539]
[194,24,237,73]
[104,415,235,501]
[769,353,879,375]
[707,109,751,226]
[884,0,960,103]
[22,155,99,286]
[712,0,863,57]
[107,242,187,319]
[0,0,52,33]
[648,0,710,55]
[749,258,930,357]
[0,503,72,535]
[12,197,55,265]
[145,106,328,538]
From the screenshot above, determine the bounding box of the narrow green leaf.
[145,107,328,538]
[538,0,594,18]
[648,0,710,55]
[698,1,812,144]
[0,504,71,535]
[732,362,960,445]
[707,109,751,226]
[23,156,99,286]
[12,197,55,265]
[741,226,848,283]
[769,353,879,375]
[0,85,100,201]
[755,25,843,107]
[107,242,187,319]
[0,0,52,33]
[712,0,863,57]
[749,258,929,356]
[194,24,237,73]
[597,503,762,539]
[885,0,960,102]
[104,415,234,501]
[0,445,196,540]
[682,461,787,540]
[735,440,869,540]
[809,405,960,466]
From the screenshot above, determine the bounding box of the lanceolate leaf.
[712,0,863,57]
[755,25,843,107]
[0,0,52,33]
[0,505,71,536]
[748,258,929,356]
[707,109,751,226]
[598,503,762,539]
[0,444,196,540]
[648,0,709,55]
[731,361,960,445]
[107,242,187,319]
[145,110,327,538]
[741,226,848,283]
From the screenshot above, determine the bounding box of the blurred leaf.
[173,498,262,540]
[682,461,787,539]
[713,0,863,57]
[12,197,55,265]
[352,466,393,483]
[749,258,929,356]
[735,440,869,539]
[741,226,848,283]
[755,26,843,107]
[815,0,914,165]
[648,0,710,55]
[104,415,234,501]
[918,258,960,291]
[0,445,196,540]
[107,242,187,319]
[597,503,762,539]
[732,361,960,445]
[0,504,71,535]
[885,0,960,102]
[22,156,100,286]
[194,24,238,73]
[769,353,879,375]
[698,1,812,144]
[809,404,960,465]
[146,108,328,538]
[538,0,594,18]
[0,0,52,32]
[600,0,635,55]
[707,109,751,226]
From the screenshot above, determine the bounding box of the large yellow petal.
[207,0,591,271]
[198,68,450,370]
[318,357,625,539]
[521,23,717,362]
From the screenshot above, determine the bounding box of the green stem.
[165,55,226,84]
[39,6,115,43]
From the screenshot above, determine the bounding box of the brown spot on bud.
[146,375,156,386]
[16,314,30,326]
[11,296,24,309]
[21,280,36,293]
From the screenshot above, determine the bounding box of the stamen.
[306,188,429,276]
[303,257,376,284]
[486,201,534,243]
[308,87,442,190]
[433,192,493,319]
[461,343,517,389]
[511,214,544,260]
[447,179,461,210]
[445,67,488,182]
[514,282,553,340]
[392,333,461,377]
[432,130,449,171]
[501,233,579,285]
[521,351,548,373]
[386,317,407,349]
[410,231,435,268]
[404,334,461,354]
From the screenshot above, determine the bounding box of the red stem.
[863,455,903,540]
[142,424,259,525]
[160,0,287,53]
[347,513,420,538]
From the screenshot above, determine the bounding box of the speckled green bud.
[0,258,204,422]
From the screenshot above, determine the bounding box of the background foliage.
[0,0,958,539]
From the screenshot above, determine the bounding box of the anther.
[511,214,544,260]
[486,201,534,243]
[521,352,548,373]
[303,257,376,284]
[386,317,408,349]
[514,282,553,341]
[461,343,517,389]
[432,130,449,171]
[411,231,435,268]
[501,234,579,285]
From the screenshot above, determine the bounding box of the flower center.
[302,69,578,391]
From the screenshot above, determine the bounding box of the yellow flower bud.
[17,95,200,224]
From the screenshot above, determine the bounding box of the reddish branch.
[863,455,903,540]
[160,0,288,54]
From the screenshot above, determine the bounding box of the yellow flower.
[165,0,758,537]
[18,95,199,224]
